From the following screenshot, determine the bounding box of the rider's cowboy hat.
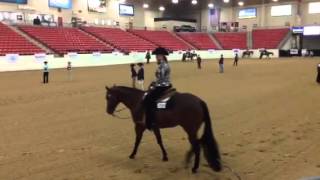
[152,47,169,56]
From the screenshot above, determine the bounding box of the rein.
[112,106,131,120]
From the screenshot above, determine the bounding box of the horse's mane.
[113,86,144,93]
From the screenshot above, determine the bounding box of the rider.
[143,47,172,130]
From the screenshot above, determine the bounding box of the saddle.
[156,88,176,109]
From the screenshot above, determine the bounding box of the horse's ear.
[105,86,110,91]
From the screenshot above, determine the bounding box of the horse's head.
[105,86,121,115]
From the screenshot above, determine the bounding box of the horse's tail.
[200,100,222,172]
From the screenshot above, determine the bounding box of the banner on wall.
[208,49,216,53]
[6,54,19,63]
[92,51,101,58]
[34,53,47,62]
[88,0,107,13]
[68,52,78,59]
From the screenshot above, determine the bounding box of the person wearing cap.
[43,61,49,84]
[143,47,171,130]
[317,63,320,84]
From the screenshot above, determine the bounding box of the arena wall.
[0,50,279,72]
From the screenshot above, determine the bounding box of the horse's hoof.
[192,168,198,174]
[129,155,135,159]
[162,157,169,162]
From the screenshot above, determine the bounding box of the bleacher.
[0,22,43,55]
[177,32,218,50]
[214,32,247,49]
[19,26,113,54]
[129,29,191,51]
[252,28,290,49]
[82,26,156,53]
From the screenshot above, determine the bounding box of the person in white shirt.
[43,61,49,84]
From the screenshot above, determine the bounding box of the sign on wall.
[88,0,107,13]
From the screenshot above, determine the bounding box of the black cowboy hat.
[152,47,169,55]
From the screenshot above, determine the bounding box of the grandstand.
[177,32,219,50]
[19,26,113,54]
[81,26,156,53]
[214,32,247,49]
[129,29,191,51]
[252,28,290,49]
[0,22,43,55]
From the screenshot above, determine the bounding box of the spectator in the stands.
[33,16,41,26]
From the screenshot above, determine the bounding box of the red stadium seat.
[18,26,113,54]
[252,28,289,49]
[129,29,191,51]
[177,32,218,50]
[81,26,156,53]
[0,22,44,55]
[213,32,247,50]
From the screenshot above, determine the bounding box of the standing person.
[317,63,320,84]
[219,54,224,73]
[143,47,171,130]
[43,61,49,84]
[67,61,72,81]
[137,63,145,90]
[145,51,151,64]
[196,55,202,69]
[233,53,239,66]
[130,64,137,88]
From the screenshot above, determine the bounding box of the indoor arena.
[0,0,320,180]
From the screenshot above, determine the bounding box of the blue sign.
[49,0,72,9]
[0,0,27,4]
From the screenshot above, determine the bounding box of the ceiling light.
[272,0,278,1]
[208,3,214,8]
[143,3,149,8]
[223,0,230,3]
[119,0,126,3]
[172,0,179,4]
[159,6,165,11]
[191,0,198,5]
[238,1,244,6]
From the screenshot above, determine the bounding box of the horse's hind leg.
[184,146,193,168]
[191,139,200,173]
[153,127,168,161]
[129,125,145,159]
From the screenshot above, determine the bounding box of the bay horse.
[105,85,222,173]
[242,50,254,58]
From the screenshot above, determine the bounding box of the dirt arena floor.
[0,58,320,180]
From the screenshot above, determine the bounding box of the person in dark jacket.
[317,63,320,84]
[219,54,224,73]
[137,63,145,90]
[233,53,239,66]
[143,47,171,130]
[196,55,202,69]
[145,51,151,64]
[130,64,137,88]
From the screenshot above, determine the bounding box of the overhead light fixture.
[118,0,126,3]
[208,3,214,8]
[172,0,179,4]
[143,3,149,8]
[223,0,230,3]
[159,6,165,11]
[191,0,198,5]
[238,1,244,6]
[272,0,278,1]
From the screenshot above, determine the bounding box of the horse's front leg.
[153,127,168,161]
[129,124,145,159]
